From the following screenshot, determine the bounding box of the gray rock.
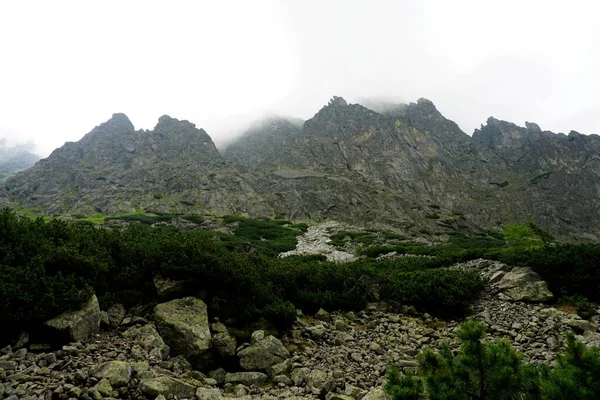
[315,308,331,322]
[238,335,290,370]
[122,324,170,360]
[497,267,553,302]
[225,372,268,386]
[44,294,101,342]
[90,361,131,387]
[139,376,196,398]
[306,369,335,395]
[251,330,265,344]
[362,387,391,400]
[153,297,212,368]
[212,332,237,358]
[195,387,224,400]
[106,304,126,328]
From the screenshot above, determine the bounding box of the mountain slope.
[3,98,600,241]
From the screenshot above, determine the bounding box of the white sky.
[0,0,599,156]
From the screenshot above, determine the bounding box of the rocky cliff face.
[3,99,600,240]
[2,114,269,216]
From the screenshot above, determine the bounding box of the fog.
[0,0,598,157]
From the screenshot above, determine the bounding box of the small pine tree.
[541,333,600,399]
[385,365,423,400]
[386,320,543,400]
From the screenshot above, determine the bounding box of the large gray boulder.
[45,294,101,342]
[362,387,391,400]
[106,304,126,328]
[122,324,170,360]
[212,332,236,358]
[153,297,212,368]
[497,267,553,302]
[238,335,290,370]
[139,376,196,398]
[225,372,268,386]
[90,361,131,387]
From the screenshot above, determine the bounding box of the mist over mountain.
[3,97,599,241]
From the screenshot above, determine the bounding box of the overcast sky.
[1,0,599,156]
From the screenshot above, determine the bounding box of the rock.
[362,387,391,400]
[307,325,328,339]
[209,368,227,386]
[92,379,113,397]
[44,294,101,342]
[306,369,335,395]
[153,275,194,300]
[273,375,292,385]
[497,267,554,302]
[251,330,265,344]
[329,395,355,400]
[566,318,595,333]
[291,367,310,386]
[489,271,505,284]
[238,335,290,370]
[335,319,351,332]
[122,324,170,360]
[139,376,196,398]
[212,332,237,358]
[315,308,331,322]
[268,358,293,377]
[153,297,212,368]
[225,372,268,386]
[106,304,126,328]
[90,361,131,387]
[195,387,224,400]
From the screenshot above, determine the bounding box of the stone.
[44,294,101,342]
[566,318,595,333]
[315,308,331,322]
[139,376,196,398]
[106,304,126,328]
[238,335,290,370]
[209,368,227,386]
[153,275,194,300]
[225,372,268,386]
[213,332,237,358]
[122,324,170,360]
[291,367,310,386]
[90,361,131,387]
[195,387,224,400]
[92,379,113,397]
[268,358,293,377]
[273,375,292,385]
[497,267,553,302]
[250,330,265,344]
[362,387,391,400]
[335,319,351,332]
[306,369,335,395]
[153,297,212,367]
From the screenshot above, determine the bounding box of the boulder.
[153,297,212,368]
[238,335,290,370]
[139,376,196,398]
[45,294,101,342]
[315,308,331,322]
[196,387,224,400]
[122,324,170,360]
[212,332,237,358]
[106,304,126,328]
[90,361,131,387]
[566,318,595,333]
[225,372,268,386]
[497,267,553,302]
[250,330,265,344]
[153,275,196,300]
[362,387,391,400]
[306,369,335,395]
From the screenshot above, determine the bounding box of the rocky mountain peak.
[473,117,551,150]
[327,96,348,108]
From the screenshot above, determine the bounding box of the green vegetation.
[0,209,483,342]
[386,320,600,400]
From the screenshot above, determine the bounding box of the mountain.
[0,139,40,183]
[3,98,600,241]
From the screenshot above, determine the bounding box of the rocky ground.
[2,257,600,400]
[280,221,356,262]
